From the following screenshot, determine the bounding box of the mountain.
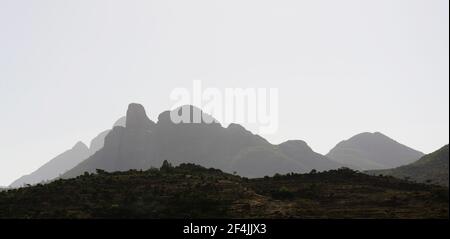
[367,145,449,187]
[1,164,447,218]
[9,142,90,187]
[326,132,424,170]
[89,116,126,154]
[278,140,342,171]
[89,130,111,155]
[62,103,343,179]
[9,117,126,188]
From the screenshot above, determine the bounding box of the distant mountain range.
[10,142,90,187]
[326,132,424,170]
[367,145,449,187]
[9,117,126,188]
[8,103,446,188]
[61,104,342,179]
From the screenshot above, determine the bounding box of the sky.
[0,0,448,186]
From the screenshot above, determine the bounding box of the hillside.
[0,163,447,219]
[367,145,449,187]
[327,132,424,170]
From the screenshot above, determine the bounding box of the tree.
[96,169,107,175]
[160,160,173,171]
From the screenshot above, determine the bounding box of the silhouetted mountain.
[89,130,111,155]
[326,132,424,170]
[1,164,447,218]
[9,142,90,187]
[113,116,126,128]
[9,117,126,188]
[63,103,343,178]
[278,140,342,171]
[367,145,449,187]
[89,116,126,154]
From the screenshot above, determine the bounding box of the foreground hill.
[0,163,447,219]
[367,145,449,187]
[326,132,424,170]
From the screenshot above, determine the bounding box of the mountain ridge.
[62,103,344,179]
[9,141,90,187]
[326,132,424,170]
[10,103,430,187]
[9,117,126,187]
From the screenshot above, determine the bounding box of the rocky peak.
[72,141,89,151]
[125,103,155,130]
[157,105,220,126]
[279,140,313,153]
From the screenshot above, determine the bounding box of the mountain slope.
[367,145,449,187]
[278,140,342,171]
[89,116,126,154]
[63,103,343,178]
[326,132,424,170]
[9,117,126,188]
[1,164,448,219]
[9,142,90,187]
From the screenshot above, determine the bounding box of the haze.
[0,0,448,186]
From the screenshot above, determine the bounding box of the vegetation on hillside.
[367,145,449,187]
[0,162,447,219]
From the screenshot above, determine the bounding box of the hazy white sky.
[0,0,448,186]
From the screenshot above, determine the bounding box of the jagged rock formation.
[126,103,155,130]
[63,103,343,178]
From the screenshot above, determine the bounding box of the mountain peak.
[72,141,88,151]
[227,123,247,131]
[126,103,155,130]
[278,140,318,156]
[173,105,219,125]
[279,140,311,151]
[327,132,424,170]
[353,131,385,138]
[157,105,220,125]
